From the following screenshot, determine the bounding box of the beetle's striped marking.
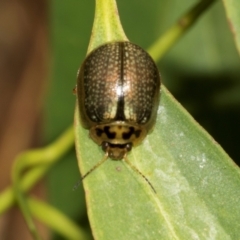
[79,42,160,125]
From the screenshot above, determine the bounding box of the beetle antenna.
[72,153,109,191]
[123,156,156,193]
[82,153,109,180]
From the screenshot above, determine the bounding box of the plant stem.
[28,197,89,240]
[148,0,217,61]
[10,126,74,239]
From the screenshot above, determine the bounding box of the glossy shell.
[77,41,160,159]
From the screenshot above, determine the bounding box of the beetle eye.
[102,141,109,152]
[125,143,132,152]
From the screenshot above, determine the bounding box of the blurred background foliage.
[0,0,239,239]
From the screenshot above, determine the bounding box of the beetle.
[76,41,161,191]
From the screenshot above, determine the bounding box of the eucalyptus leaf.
[74,0,240,239]
[75,85,240,239]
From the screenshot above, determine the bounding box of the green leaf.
[75,87,240,239]
[222,0,240,55]
[74,0,240,239]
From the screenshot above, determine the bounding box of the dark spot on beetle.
[122,127,135,140]
[104,126,116,139]
[134,130,141,138]
[103,142,131,150]
[96,128,104,137]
